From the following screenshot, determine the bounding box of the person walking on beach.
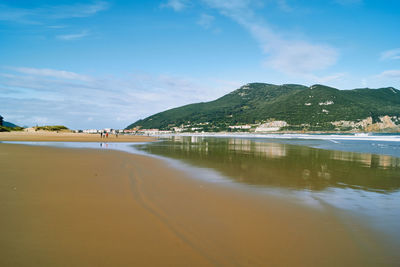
[106,132,109,138]
[116,132,118,138]
[100,132,103,138]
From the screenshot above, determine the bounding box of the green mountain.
[3,121,19,128]
[0,115,22,132]
[126,83,400,132]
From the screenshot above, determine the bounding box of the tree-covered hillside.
[3,121,19,128]
[126,83,400,131]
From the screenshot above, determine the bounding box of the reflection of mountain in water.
[137,136,400,193]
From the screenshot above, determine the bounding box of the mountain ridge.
[126,83,400,132]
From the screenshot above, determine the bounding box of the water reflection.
[330,150,400,169]
[136,136,400,193]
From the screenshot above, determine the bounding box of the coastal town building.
[82,129,99,134]
[229,125,252,130]
[123,129,137,134]
[137,129,172,135]
[74,128,124,134]
[172,127,183,132]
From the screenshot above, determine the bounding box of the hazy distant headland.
[126,83,400,134]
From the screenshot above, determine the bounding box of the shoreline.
[1,142,397,266]
[0,131,155,142]
[176,130,400,134]
[168,131,400,138]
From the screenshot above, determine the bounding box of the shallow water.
[175,132,400,158]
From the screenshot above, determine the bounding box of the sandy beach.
[0,131,155,142]
[0,141,395,266]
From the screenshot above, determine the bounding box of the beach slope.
[0,143,393,266]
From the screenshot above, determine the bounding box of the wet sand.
[0,131,155,142]
[0,143,394,266]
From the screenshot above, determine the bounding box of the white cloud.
[202,0,254,10]
[56,31,89,41]
[197,14,215,29]
[31,116,50,125]
[361,78,367,87]
[10,67,92,82]
[0,5,36,24]
[160,0,188,11]
[380,48,400,61]
[360,70,400,89]
[201,0,338,75]
[48,1,110,19]
[265,41,338,74]
[376,70,400,79]
[308,73,346,84]
[0,1,109,24]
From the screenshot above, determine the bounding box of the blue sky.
[1,0,400,129]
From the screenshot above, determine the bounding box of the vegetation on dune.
[0,119,70,132]
[0,119,23,132]
[34,125,69,131]
[0,126,24,132]
[126,83,400,132]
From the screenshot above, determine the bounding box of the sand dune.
[0,143,394,266]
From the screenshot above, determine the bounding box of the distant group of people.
[100,131,119,138]
[100,132,109,138]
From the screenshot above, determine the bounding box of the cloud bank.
[0,67,230,129]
